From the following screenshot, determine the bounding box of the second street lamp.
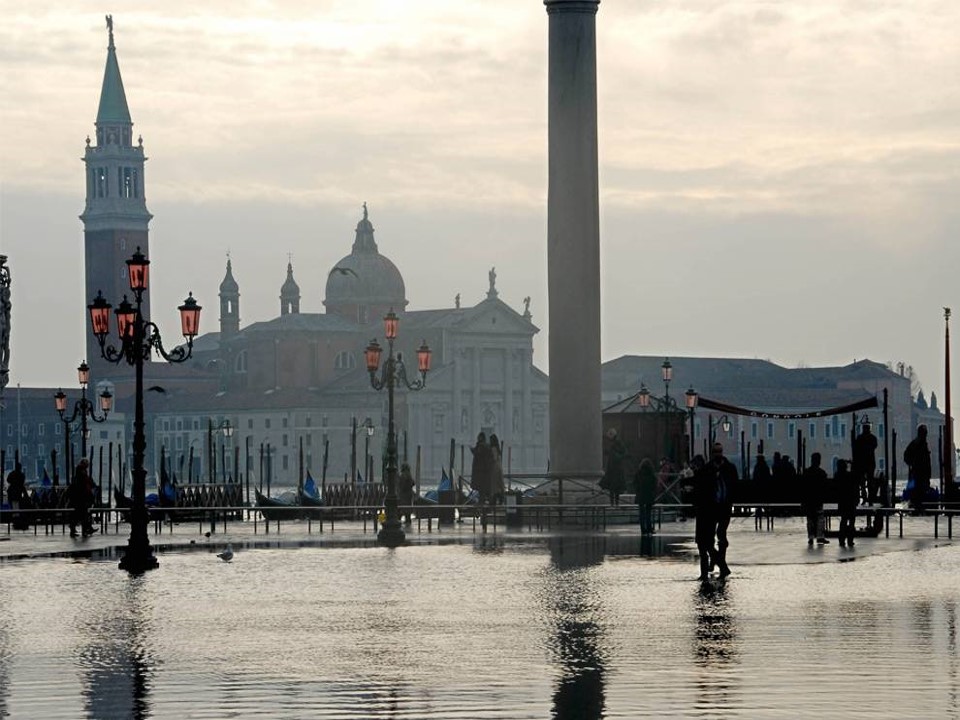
[54,361,113,477]
[364,310,431,547]
[88,247,201,574]
[207,418,233,483]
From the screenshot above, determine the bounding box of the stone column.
[545,0,602,482]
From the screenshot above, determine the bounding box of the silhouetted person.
[489,433,506,503]
[635,458,657,535]
[68,458,96,538]
[904,424,932,511]
[835,459,858,548]
[853,423,878,503]
[470,432,494,505]
[6,462,28,530]
[751,453,771,516]
[705,443,736,577]
[600,429,627,506]
[690,455,716,580]
[397,462,415,524]
[801,452,829,546]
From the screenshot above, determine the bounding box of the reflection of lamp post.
[364,310,431,547]
[88,247,201,573]
[207,418,233,482]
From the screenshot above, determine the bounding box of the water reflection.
[77,577,155,720]
[545,537,607,720]
[0,615,10,717]
[692,580,739,712]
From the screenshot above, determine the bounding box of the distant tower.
[219,258,240,337]
[280,260,301,315]
[80,17,152,379]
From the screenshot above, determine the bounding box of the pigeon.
[217,544,234,562]
[147,385,166,394]
[328,266,358,278]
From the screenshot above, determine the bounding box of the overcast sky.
[2,1,959,413]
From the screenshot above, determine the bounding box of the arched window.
[235,350,247,374]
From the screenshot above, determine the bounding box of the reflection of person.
[835,459,858,548]
[397,462,415,524]
[904,424,932,511]
[69,458,96,538]
[635,458,657,535]
[801,452,829,546]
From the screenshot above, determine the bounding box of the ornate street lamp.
[54,361,112,479]
[364,310,431,547]
[207,418,233,482]
[88,247,201,573]
[709,414,733,446]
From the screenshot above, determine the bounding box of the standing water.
[0,533,957,718]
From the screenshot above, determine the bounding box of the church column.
[453,345,463,445]
[472,347,482,435]
[504,347,515,455]
[545,0,602,481]
[521,348,532,472]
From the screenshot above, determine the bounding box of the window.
[282,434,288,447]
[840,423,847,438]
[766,422,774,439]
[879,423,885,438]
[176,436,183,450]
[306,434,312,447]
[120,266,127,279]
[176,420,182,431]
[808,422,816,439]
[282,418,288,429]
[306,416,312,427]
[335,351,356,370]
[282,455,289,471]
[55,423,62,436]
[235,351,248,373]
[247,419,254,430]
[358,306,369,325]
[265,419,271,429]
[20,424,27,435]
[751,421,758,439]
[788,422,796,439]
[38,424,45,437]
[825,424,831,439]
[37,444,45,459]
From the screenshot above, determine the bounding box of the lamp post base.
[377,520,406,548]
[118,541,159,573]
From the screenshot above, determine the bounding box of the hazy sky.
[2,1,959,410]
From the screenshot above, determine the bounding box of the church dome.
[324,204,407,317]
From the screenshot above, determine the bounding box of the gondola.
[254,489,301,522]
[296,488,327,520]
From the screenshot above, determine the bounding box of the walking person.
[835,459,858,548]
[705,443,735,578]
[852,422,878,504]
[903,424,932,512]
[470,432,493,505]
[68,458,96,538]
[802,452,829,546]
[690,455,716,580]
[635,458,657,535]
[397,462,415,524]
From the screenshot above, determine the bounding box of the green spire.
[96,15,131,125]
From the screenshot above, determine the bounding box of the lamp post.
[364,310,431,547]
[54,361,113,477]
[362,417,375,482]
[636,359,696,463]
[207,418,233,483]
[87,247,201,573]
[708,414,733,446]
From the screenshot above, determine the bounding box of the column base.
[118,539,159,573]
[377,520,406,547]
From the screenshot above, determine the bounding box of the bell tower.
[80,16,152,378]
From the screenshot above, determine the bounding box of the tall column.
[545,0,603,482]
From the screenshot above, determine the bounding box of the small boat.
[296,488,326,520]
[254,489,300,522]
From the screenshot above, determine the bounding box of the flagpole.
[945,308,953,497]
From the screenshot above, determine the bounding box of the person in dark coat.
[801,452,829,546]
[704,443,736,577]
[852,422,878,503]
[904,424,932,511]
[690,455,716,580]
[470,432,494,504]
[835,459,858,548]
[600,429,627,506]
[397,462,415,524]
[68,458,96,538]
[635,458,657,535]
[6,461,25,508]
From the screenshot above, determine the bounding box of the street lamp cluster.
[636,359,700,460]
[54,361,113,479]
[88,247,201,573]
[364,310,431,547]
[207,418,234,483]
